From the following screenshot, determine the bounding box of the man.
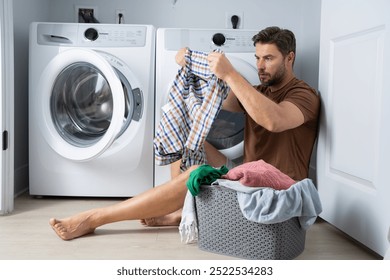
[50,26,319,240]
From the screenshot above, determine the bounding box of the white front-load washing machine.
[154,28,259,186]
[29,22,155,197]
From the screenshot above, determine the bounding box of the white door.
[0,0,14,215]
[317,0,390,256]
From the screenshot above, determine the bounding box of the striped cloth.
[154,48,230,171]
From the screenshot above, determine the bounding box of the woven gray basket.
[195,185,306,259]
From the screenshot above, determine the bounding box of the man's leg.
[141,143,228,227]
[142,142,228,227]
[204,141,228,167]
[140,160,183,226]
[49,165,198,240]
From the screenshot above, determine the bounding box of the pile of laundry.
[179,159,323,244]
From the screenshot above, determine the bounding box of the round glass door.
[37,48,126,161]
[51,62,116,147]
[50,61,139,148]
[206,109,245,159]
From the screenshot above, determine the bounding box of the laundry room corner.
[10,0,322,199]
[3,0,387,264]
[12,0,51,196]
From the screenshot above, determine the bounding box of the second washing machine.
[154,28,259,186]
[29,22,155,197]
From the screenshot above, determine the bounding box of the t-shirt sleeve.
[285,86,319,123]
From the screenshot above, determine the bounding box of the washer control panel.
[37,23,149,47]
[164,29,257,53]
[80,25,147,47]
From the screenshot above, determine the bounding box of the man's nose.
[257,59,265,70]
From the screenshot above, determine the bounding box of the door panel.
[0,0,14,215]
[317,0,390,256]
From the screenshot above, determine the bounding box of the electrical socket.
[75,5,98,23]
[115,9,126,24]
[225,12,244,29]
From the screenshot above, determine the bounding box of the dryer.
[155,28,259,186]
[29,22,155,197]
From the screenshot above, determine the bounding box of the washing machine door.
[37,48,127,161]
[206,56,258,160]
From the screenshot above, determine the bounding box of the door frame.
[0,0,14,215]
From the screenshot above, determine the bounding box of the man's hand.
[207,52,235,81]
[175,47,187,67]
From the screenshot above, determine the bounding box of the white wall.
[49,0,315,28]
[13,0,50,195]
[48,0,321,87]
[12,0,321,194]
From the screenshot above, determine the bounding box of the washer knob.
[84,28,99,41]
[212,33,226,46]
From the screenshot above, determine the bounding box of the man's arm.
[221,89,243,113]
[207,52,304,133]
[175,47,243,113]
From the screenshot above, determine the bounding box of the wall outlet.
[115,9,126,24]
[225,12,244,29]
[75,5,98,23]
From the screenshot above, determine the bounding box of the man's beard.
[259,63,286,86]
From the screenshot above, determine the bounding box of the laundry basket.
[194,185,306,259]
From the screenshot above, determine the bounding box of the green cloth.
[186,165,229,196]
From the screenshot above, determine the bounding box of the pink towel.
[221,160,295,190]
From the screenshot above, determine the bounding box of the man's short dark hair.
[252,26,296,58]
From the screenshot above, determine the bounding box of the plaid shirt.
[154,48,229,171]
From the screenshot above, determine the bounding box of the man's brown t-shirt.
[243,78,320,181]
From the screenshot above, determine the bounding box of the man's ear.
[288,51,295,62]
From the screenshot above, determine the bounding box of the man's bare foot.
[140,211,182,227]
[49,213,96,241]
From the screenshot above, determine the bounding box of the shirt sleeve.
[284,86,319,123]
